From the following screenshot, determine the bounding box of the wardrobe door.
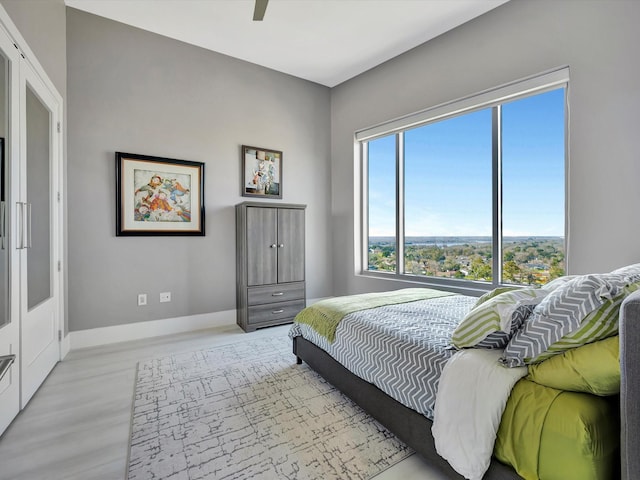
[19,60,61,407]
[246,206,278,286]
[276,208,305,284]
[0,26,20,436]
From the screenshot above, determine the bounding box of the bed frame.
[293,289,640,479]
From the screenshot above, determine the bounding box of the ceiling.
[64,0,510,87]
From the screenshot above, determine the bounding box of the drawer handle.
[272,309,285,314]
[272,292,284,296]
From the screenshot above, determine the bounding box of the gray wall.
[1,0,66,97]
[330,0,640,296]
[66,9,332,331]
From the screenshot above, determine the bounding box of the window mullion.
[362,141,369,273]
[492,105,503,286]
[396,132,405,275]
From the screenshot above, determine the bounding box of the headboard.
[620,288,640,480]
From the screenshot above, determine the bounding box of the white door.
[18,60,61,407]
[0,23,21,435]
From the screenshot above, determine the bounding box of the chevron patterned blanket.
[289,294,476,419]
[294,288,456,342]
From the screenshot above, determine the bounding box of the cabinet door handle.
[278,244,284,248]
[272,292,284,296]
[270,244,277,248]
[271,309,285,314]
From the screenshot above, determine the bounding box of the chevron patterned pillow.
[502,273,632,367]
[541,275,579,291]
[473,305,536,348]
[451,288,548,349]
[611,262,640,283]
[530,281,640,363]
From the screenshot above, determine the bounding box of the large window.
[361,70,567,288]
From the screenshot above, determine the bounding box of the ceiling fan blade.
[253,0,269,21]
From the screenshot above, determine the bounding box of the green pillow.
[527,336,619,395]
[452,288,548,348]
[473,286,520,308]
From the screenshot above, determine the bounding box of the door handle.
[16,202,30,249]
[0,354,15,382]
[16,202,24,249]
[27,203,32,249]
[0,201,5,250]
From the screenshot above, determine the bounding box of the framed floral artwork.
[241,145,282,199]
[115,152,205,236]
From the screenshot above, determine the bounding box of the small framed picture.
[115,152,205,236]
[241,145,282,199]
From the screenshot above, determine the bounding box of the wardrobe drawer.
[247,283,305,306]
[248,300,306,325]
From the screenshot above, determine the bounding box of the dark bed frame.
[293,289,640,479]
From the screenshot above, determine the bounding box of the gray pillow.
[502,273,628,367]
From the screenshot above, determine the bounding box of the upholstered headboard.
[620,289,640,480]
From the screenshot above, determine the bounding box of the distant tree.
[470,257,492,281]
[407,261,422,275]
[425,246,445,262]
[549,258,565,279]
[443,259,461,272]
[503,260,521,282]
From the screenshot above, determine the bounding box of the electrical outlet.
[160,292,171,303]
[137,293,147,306]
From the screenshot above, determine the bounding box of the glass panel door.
[25,85,51,310]
[0,51,7,327]
[0,16,21,438]
[20,59,60,408]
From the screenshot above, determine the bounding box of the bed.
[289,268,640,480]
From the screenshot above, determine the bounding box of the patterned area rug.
[127,335,413,480]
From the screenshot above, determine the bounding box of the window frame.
[357,67,569,294]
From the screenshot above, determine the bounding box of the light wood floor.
[0,323,448,480]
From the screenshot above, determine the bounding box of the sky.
[368,88,565,238]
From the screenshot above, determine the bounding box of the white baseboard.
[67,298,332,351]
[61,333,71,359]
[69,310,237,350]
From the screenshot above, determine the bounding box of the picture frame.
[241,145,282,199]
[115,152,205,236]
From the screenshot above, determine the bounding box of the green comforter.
[495,378,619,480]
[294,287,456,342]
